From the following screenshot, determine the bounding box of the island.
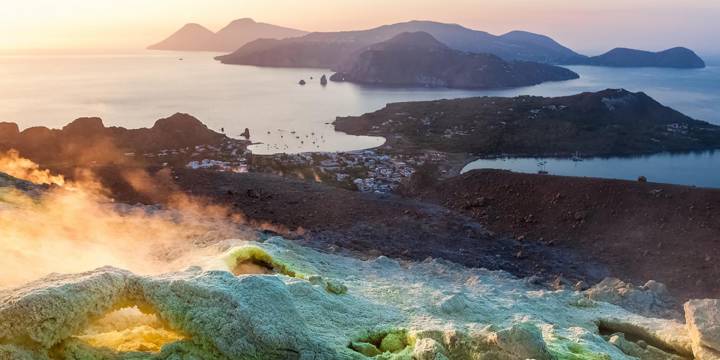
[148,18,307,52]
[567,47,706,69]
[329,32,579,89]
[215,20,585,69]
[334,89,720,157]
[215,20,705,70]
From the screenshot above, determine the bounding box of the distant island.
[214,20,706,70]
[334,89,720,157]
[148,18,307,52]
[566,47,706,69]
[215,20,584,68]
[330,32,579,89]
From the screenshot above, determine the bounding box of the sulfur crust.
[0,238,699,360]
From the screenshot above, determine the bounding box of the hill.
[329,32,579,89]
[0,113,234,165]
[568,47,706,68]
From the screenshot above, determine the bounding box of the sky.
[1,0,719,56]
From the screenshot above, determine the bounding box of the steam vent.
[0,229,717,359]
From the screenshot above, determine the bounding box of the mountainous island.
[215,20,584,68]
[148,18,307,52]
[334,89,720,157]
[329,32,579,89]
[568,47,706,68]
[215,20,706,70]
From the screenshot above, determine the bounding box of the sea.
[0,51,718,187]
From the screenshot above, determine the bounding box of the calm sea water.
[463,151,720,188]
[0,51,719,185]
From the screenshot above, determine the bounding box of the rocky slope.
[149,18,306,52]
[0,113,238,166]
[215,20,585,68]
[412,168,720,301]
[569,47,706,69]
[0,237,712,360]
[334,89,720,157]
[329,32,579,89]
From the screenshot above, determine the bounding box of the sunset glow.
[1,0,719,54]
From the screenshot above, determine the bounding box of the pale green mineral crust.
[0,238,709,359]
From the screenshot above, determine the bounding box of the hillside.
[334,89,720,157]
[148,18,307,52]
[0,113,236,165]
[329,32,579,89]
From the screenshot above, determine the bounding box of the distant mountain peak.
[219,18,259,31]
[149,18,307,52]
[180,23,212,31]
[229,17,256,24]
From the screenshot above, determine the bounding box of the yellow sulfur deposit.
[77,307,185,353]
[222,245,301,277]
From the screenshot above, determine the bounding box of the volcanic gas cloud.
[0,149,251,287]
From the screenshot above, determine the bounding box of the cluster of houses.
[126,141,247,173]
[261,150,440,193]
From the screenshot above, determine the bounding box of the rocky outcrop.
[0,171,39,192]
[569,47,706,69]
[149,18,306,52]
[685,299,720,359]
[329,32,578,89]
[586,277,679,318]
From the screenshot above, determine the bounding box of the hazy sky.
[2,0,719,55]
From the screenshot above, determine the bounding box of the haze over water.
[1,51,719,159]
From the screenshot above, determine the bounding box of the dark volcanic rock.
[569,47,706,69]
[320,75,328,86]
[334,89,720,157]
[413,168,720,301]
[215,20,583,68]
[329,32,579,89]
